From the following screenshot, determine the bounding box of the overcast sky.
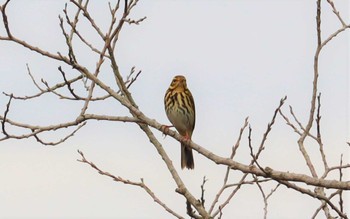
[0,1,349,218]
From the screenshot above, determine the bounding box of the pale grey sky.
[0,1,349,218]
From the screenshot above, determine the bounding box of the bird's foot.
[181,134,191,146]
[161,125,173,138]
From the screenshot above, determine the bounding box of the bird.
[164,75,196,169]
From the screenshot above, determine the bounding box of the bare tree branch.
[311,189,345,219]
[58,66,80,99]
[0,0,12,37]
[69,0,105,39]
[253,175,280,219]
[1,93,12,138]
[276,180,345,219]
[123,16,147,25]
[77,150,184,219]
[0,113,141,143]
[1,1,349,218]
[326,0,347,27]
[338,154,344,214]
[316,93,329,172]
[200,176,208,208]
[32,122,86,146]
[209,117,249,214]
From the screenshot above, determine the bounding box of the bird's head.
[169,75,187,91]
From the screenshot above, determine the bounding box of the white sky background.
[0,1,349,218]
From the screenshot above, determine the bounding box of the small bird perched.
[164,75,196,169]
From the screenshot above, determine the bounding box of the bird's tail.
[181,143,194,169]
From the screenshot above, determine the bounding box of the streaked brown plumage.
[164,75,195,169]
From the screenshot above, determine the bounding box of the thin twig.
[338,154,344,214]
[59,15,77,64]
[230,117,249,159]
[77,150,184,219]
[311,189,344,219]
[248,97,287,171]
[0,0,12,37]
[69,0,105,39]
[64,2,107,57]
[256,96,287,159]
[326,0,347,27]
[278,180,346,219]
[316,93,329,172]
[32,122,86,146]
[200,176,207,208]
[211,173,249,217]
[125,67,142,90]
[253,175,280,219]
[186,200,201,219]
[123,16,147,25]
[58,66,80,99]
[278,109,302,135]
[208,117,248,214]
[1,93,13,137]
[317,0,321,46]
[280,106,319,141]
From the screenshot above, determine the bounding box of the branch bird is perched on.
[164,75,196,169]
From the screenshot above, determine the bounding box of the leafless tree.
[0,0,349,218]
